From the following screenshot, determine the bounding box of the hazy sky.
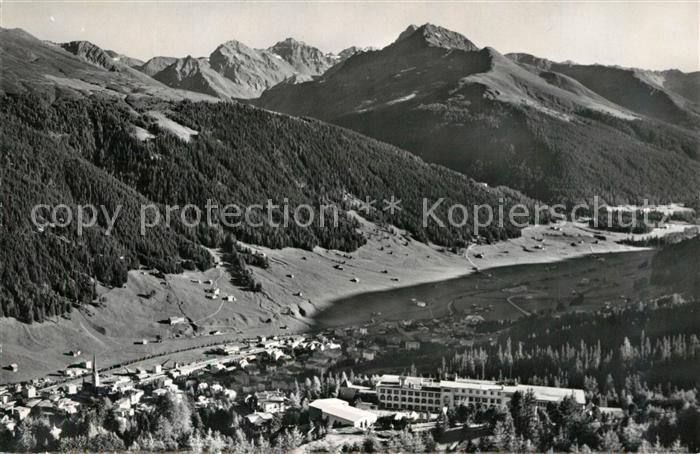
[2,1,698,72]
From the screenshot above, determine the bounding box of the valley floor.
[0,215,694,384]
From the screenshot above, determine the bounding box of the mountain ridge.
[0,28,215,101]
[257,24,700,205]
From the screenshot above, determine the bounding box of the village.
[0,312,626,451]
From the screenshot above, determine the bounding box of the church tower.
[92,354,100,389]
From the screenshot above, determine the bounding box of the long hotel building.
[376,375,585,413]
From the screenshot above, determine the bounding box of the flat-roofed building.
[376,375,585,413]
[339,380,374,401]
[503,384,586,407]
[309,398,377,429]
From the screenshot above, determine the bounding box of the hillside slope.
[257,24,700,205]
[507,53,700,128]
[1,92,538,323]
[0,28,214,102]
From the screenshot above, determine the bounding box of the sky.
[2,1,698,72]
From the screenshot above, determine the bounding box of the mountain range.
[257,23,700,204]
[70,35,363,99]
[0,28,213,102]
[1,27,370,100]
[145,37,370,99]
[0,24,698,323]
[1,26,537,323]
[2,24,698,204]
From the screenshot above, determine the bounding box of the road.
[505,295,532,316]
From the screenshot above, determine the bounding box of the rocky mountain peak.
[274,37,304,47]
[393,23,479,52]
[268,37,334,76]
[213,39,255,56]
[60,40,116,70]
[394,24,419,43]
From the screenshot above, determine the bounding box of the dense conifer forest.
[439,294,700,452]
[0,94,538,322]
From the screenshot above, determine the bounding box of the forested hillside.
[0,94,538,322]
[651,236,700,299]
[444,295,700,452]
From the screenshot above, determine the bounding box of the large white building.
[376,375,585,413]
[309,398,377,429]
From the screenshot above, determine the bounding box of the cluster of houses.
[0,333,341,439]
[1,327,623,444]
[189,278,236,302]
[329,316,486,364]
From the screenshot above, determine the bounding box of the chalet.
[361,350,376,361]
[244,412,273,434]
[0,416,16,434]
[405,341,421,351]
[152,388,168,397]
[252,390,288,414]
[195,395,210,408]
[126,389,145,405]
[114,398,134,417]
[56,399,80,415]
[223,389,237,399]
[22,386,37,399]
[12,406,30,421]
[264,349,286,362]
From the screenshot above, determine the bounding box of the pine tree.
[493,411,516,452]
[600,430,622,453]
[187,430,204,453]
